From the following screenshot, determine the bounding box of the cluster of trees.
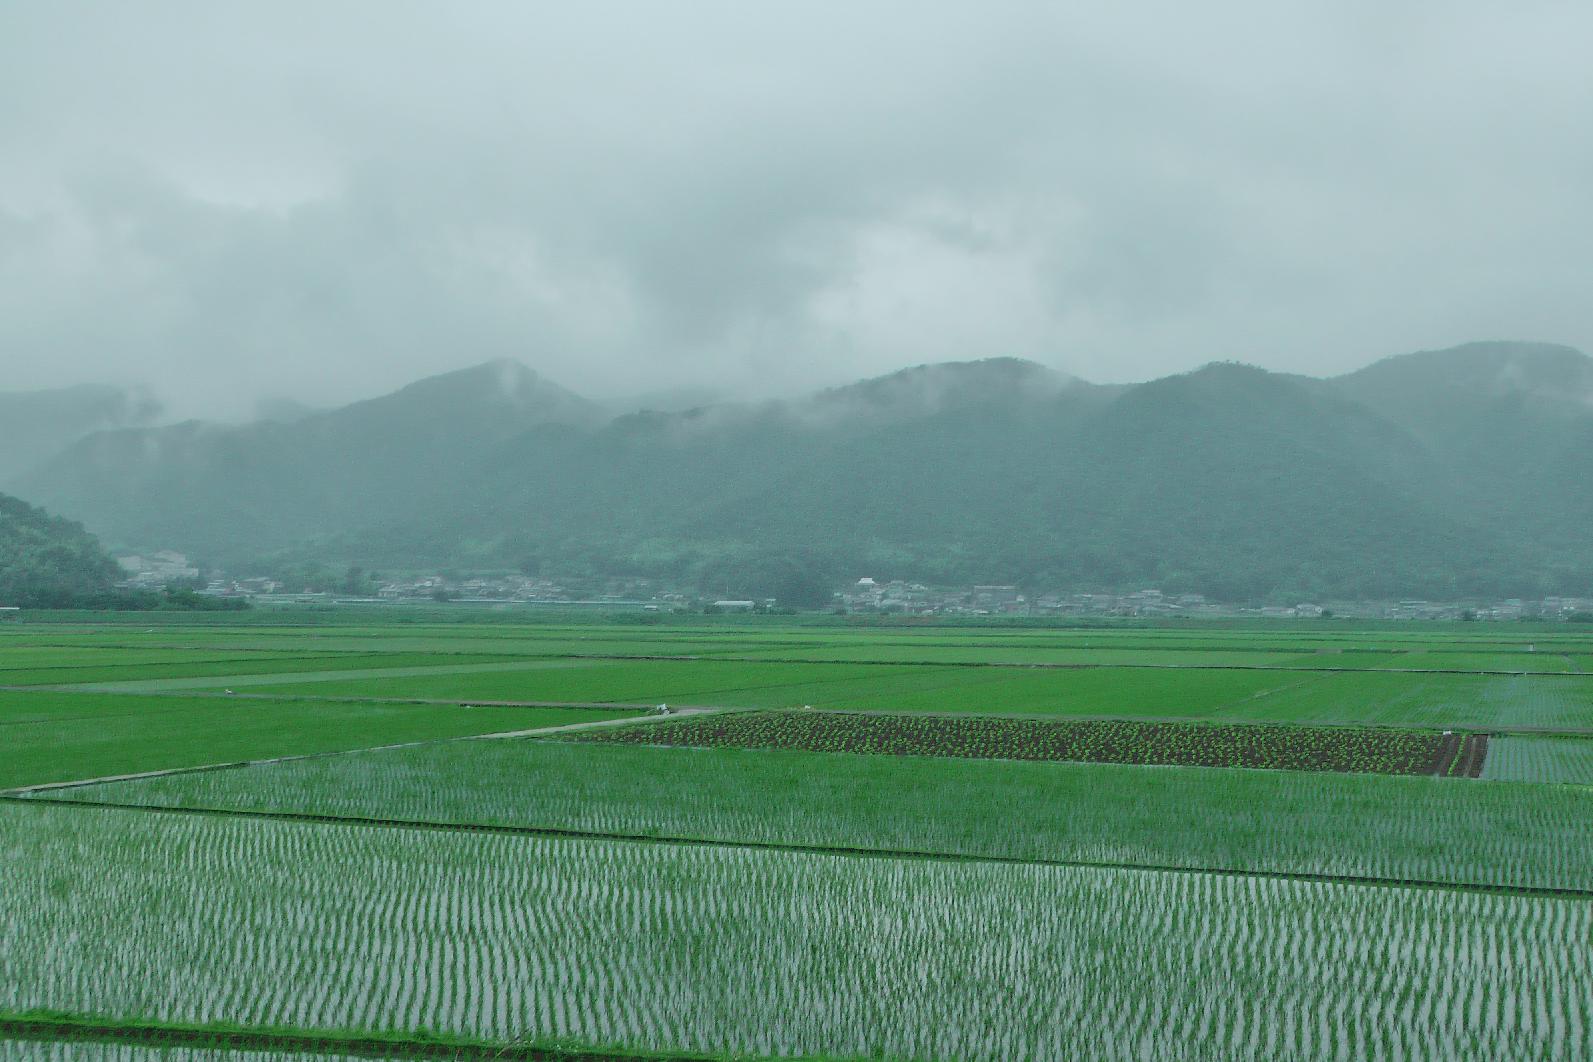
[0,492,249,611]
[0,492,125,608]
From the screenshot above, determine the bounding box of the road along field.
[3,614,1592,1060]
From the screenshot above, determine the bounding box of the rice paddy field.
[3,612,1592,1060]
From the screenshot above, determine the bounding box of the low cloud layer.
[3,2,1591,418]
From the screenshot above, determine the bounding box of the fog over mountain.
[5,3,1593,603]
[16,341,1593,602]
[4,3,1593,418]
[0,385,160,483]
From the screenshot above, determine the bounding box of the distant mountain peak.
[1342,341,1593,402]
[797,357,1080,425]
[0,383,162,486]
[349,359,601,425]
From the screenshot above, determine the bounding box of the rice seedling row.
[227,661,1593,732]
[3,802,1589,1062]
[1481,737,1593,785]
[41,739,1593,892]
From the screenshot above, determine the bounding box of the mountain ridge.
[0,383,161,485]
[17,342,1593,601]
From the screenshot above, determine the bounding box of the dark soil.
[1455,734,1490,778]
[568,710,1456,776]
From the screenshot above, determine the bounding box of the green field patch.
[45,737,1593,893]
[4,802,1589,1061]
[0,691,641,789]
[56,658,612,694]
[1343,651,1575,673]
[240,657,1586,729]
[1481,736,1593,785]
[235,660,975,708]
[238,660,1303,718]
[10,623,1589,730]
[0,647,314,673]
[708,645,1321,667]
[1228,671,1593,729]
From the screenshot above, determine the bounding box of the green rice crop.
[0,648,565,689]
[45,738,1593,892]
[3,802,1588,1061]
[225,657,1593,729]
[10,622,1589,732]
[230,660,1298,718]
[1223,671,1593,729]
[0,693,641,790]
[1481,737,1593,785]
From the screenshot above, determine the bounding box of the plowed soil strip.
[1457,734,1491,777]
[8,794,1588,901]
[0,1016,706,1061]
[567,710,1453,776]
[1433,732,1463,776]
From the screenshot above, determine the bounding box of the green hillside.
[0,492,124,608]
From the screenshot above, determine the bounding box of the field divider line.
[8,683,1589,736]
[473,706,727,740]
[0,709,734,796]
[0,684,745,712]
[34,658,616,695]
[7,790,1590,902]
[552,653,1592,677]
[0,1015,722,1062]
[1211,673,1325,713]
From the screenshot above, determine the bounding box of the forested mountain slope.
[21,344,1593,601]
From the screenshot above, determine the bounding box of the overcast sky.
[2,2,1591,418]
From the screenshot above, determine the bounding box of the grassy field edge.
[0,1011,864,1062]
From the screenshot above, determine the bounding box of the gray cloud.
[2,1,1591,418]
